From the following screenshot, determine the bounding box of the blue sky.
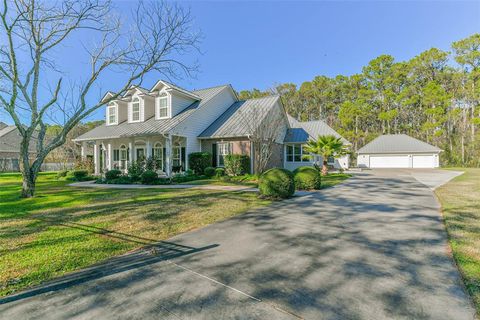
[1,1,479,124]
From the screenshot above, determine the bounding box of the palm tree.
[303,135,347,175]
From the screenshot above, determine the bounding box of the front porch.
[81,135,187,177]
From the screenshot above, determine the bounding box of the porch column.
[146,140,152,159]
[93,142,100,175]
[128,141,133,166]
[184,138,188,171]
[107,143,112,170]
[165,134,172,176]
[81,141,87,160]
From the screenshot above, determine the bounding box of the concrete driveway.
[0,170,475,319]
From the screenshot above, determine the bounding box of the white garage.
[357,134,441,169]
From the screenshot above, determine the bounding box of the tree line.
[238,34,480,167]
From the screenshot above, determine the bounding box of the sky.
[1,0,479,124]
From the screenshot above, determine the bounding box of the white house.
[357,134,442,168]
[74,81,350,175]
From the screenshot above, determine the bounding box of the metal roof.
[357,134,442,154]
[198,95,281,138]
[284,116,349,144]
[74,85,228,142]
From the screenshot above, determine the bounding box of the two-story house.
[73,81,350,175]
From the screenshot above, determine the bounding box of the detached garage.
[357,134,441,169]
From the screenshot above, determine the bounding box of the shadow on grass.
[0,240,218,305]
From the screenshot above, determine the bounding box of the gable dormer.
[123,86,155,123]
[150,80,200,119]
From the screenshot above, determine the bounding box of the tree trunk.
[321,159,328,176]
[21,165,37,198]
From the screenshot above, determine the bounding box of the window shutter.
[163,147,166,171]
[212,143,217,167]
[181,147,186,170]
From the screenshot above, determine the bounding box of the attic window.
[157,95,169,119]
[132,97,140,121]
[107,105,117,125]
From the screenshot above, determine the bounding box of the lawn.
[0,172,271,297]
[435,168,480,315]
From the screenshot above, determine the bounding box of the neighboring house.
[0,122,36,172]
[357,134,442,168]
[73,81,350,176]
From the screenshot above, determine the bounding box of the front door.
[136,148,145,161]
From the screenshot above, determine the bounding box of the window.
[217,142,232,167]
[107,105,117,125]
[120,145,128,169]
[113,149,120,161]
[157,95,169,118]
[136,148,145,161]
[131,97,140,122]
[172,144,181,167]
[327,156,335,164]
[286,144,308,162]
[153,142,164,171]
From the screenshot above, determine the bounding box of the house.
[357,134,441,168]
[73,81,350,175]
[0,122,36,172]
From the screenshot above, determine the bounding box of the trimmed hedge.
[72,170,88,180]
[140,170,158,185]
[204,166,215,177]
[215,167,225,178]
[259,168,295,199]
[188,152,212,175]
[224,154,250,176]
[105,169,122,181]
[293,166,321,190]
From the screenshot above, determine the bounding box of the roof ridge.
[192,84,230,92]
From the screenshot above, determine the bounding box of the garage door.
[412,155,435,168]
[370,155,410,168]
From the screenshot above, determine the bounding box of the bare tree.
[237,99,287,174]
[0,0,201,197]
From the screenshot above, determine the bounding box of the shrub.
[204,166,215,177]
[188,152,212,175]
[72,170,88,180]
[105,169,122,181]
[293,166,321,190]
[107,176,132,184]
[128,161,145,182]
[185,169,194,176]
[258,168,295,199]
[74,158,94,174]
[56,170,68,179]
[141,170,158,184]
[224,154,250,176]
[215,167,225,178]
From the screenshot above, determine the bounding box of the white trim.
[156,93,170,119]
[106,104,118,126]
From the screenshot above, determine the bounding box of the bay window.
[286,144,310,162]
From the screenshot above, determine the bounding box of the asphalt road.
[0,170,475,319]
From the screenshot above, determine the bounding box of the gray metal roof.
[0,125,37,153]
[198,95,281,138]
[284,116,349,144]
[357,134,442,154]
[74,85,228,141]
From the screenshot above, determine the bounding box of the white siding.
[143,96,155,120]
[171,86,237,155]
[171,93,196,117]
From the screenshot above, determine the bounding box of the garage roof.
[358,134,441,154]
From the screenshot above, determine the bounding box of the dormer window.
[156,94,169,119]
[107,104,117,125]
[132,97,140,122]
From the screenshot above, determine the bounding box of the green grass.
[0,172,271,297]
[435,168,480,316]
[320,173,352,189]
